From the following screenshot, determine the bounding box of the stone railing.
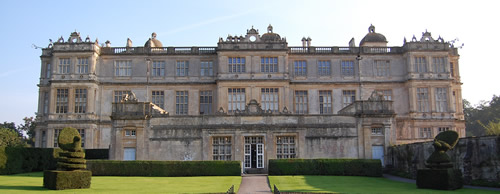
[101,47,217,55]
[339,100,394,115]
[288,47,403,54]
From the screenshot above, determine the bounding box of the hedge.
[44,170,91,190]
[84,149,109,160]
[87,160,241,176]
[268,159,382,177]
[0,147,60,175]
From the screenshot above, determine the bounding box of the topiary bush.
[87,160,241,176]
[43,170,91,190]
[268,159,382,177]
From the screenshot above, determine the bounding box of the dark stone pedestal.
[417,168,463,190]
[43,170,92,190]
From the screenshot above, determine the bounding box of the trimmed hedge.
[0,147,60,175]
[87,160,241,176]
[84,149,109,160]
[417,168,463,190]
[268,159,382,177]
[44,170,92,190]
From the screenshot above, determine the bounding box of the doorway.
[244,136,264,173]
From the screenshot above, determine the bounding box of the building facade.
[35,25,464,172]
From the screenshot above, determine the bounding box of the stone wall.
[389,135,500,183]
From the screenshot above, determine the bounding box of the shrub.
[84,149,109,159]
[0,147,60,175]
[43,170,91,190]
[87,160,241,176]
[268,159,382,177]
[417,168,463,190]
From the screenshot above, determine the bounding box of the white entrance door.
[372,145,384,166]
[124,147,136,161]
[257,143,264,168]
[244,144,251,168]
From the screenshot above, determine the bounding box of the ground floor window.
[212,136,232,161]
[244,136,264,168]
[53,129,61,147]
[77,129,85,148]
[276,136,296,159]
[419,127,432,138]
[41,130,47,148]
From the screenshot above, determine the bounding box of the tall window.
[41,130,47,148]
[176,61,189,76]
[435,88,448,112]
[199,90,213,114]
[114,91,131,102]
[294,90,308,114]
[419,127,432,138]
[375,89,392,101]
[201,61,214,76]
[375,60,390,76]
[74,89,87,113]
[56,89,68,113]
[319,90,332,114]
[228,57,246,73]
[152,61,165,77]
[342,90,356,108]
[46,63,51,78]
[212,137,232,161]
[176,91,189,115]
[417,88,429,112]
[450,62,455,77]
[294,60,307,76]
[43,92,49,114]
[414,57,427,73]
[317,60,331,76]
[115,60,132,76]
[53,129,61,147]
[228,88,245,112]
[261,88,279,112]
[77,58,89,74]
[78,129,85,148]
[433,57,446,73]
[152,91,164,108]
[59,58,70,74]
[438,127,450,133]
[341,60,354,76]
[261,57,278,73]
[276,136,296,159]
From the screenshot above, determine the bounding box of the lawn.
[0,172,241,193]
[269,176,498,194]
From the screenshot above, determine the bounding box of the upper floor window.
[435,88,448,112]
[74,88,87,114]
[294,60,307,76]
[342,90,356,108]
[375,89,392,101]
[371,127,383,135]
[176,61,189,76]
[276,136,296,159]
[341,60,354,76]
[114,90,131,103]
[417,88,429,112]
[77,58,89,74]
[56,89,68,113]
[450,62,455,77]
[228,88,245,112]
[43,92,49,114]
[375,60,390,77]
[319,90,332,114]
[152,91,164,109]
[229,57,246,73]
[261,57,278,73]
[433,57,446,73]
[115,60,132,76]
[200,90,213,115]
[318,60,331,76]
[125,129,136,136]
[46,63,51,78]
[294,90,308,114]
[261,88,279,112]
[414,57,427,73]
[152,61,165,77]
[201,61,214,76]
[212,136,232,161]
[175,91,189,115]
[59,58,70,74]
[438,127,450,133]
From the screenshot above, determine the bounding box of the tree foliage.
[464,95,500,136]
[17,117,36,146]
[0,128,25,147]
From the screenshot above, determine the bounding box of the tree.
[478,119,500,136]
[464,95,500,136]
[0,128,25,147]
[17,117,36,146]
[0,122,22,137]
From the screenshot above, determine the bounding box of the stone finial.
[85,35,91,42]
[126,38,133,47]
[301,37,307,47]
[57,36,64,43]
[152,32,157,39]
[105,40,111,47]
[267,24,273,33]
[369,24,375,33]
[306,37,312,47]
[48,39,53,48]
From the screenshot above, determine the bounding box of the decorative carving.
[126,38,133,47]
[121,92,138,102]
[368,91,385,101]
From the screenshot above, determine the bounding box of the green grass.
[269,176,498,194]
[0,172,241,193]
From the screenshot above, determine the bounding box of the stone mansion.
[34,25,464,172]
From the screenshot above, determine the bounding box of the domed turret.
[144,32,163,47]
[260,24,283,42]
[360,25,387,47]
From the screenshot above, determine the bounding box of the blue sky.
[0,0,498,125]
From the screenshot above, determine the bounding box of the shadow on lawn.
[0,185,46,191]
